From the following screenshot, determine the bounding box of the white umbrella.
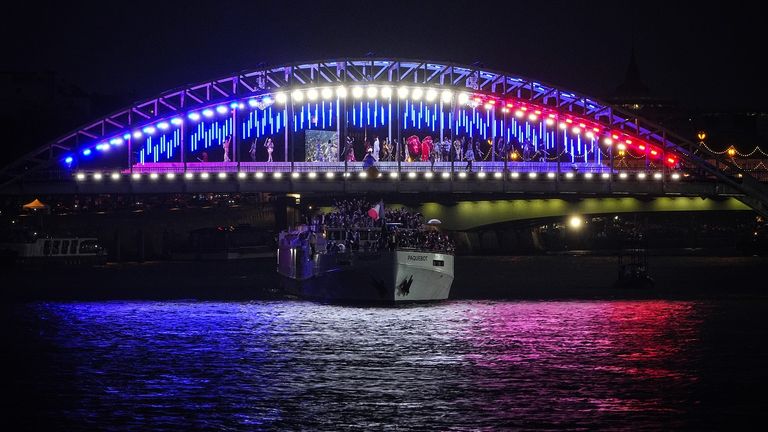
[427,218,442,225]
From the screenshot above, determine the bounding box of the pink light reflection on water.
[458,300,703,421]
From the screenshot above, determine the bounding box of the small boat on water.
[614,236,654,289]
[277,201,455,303]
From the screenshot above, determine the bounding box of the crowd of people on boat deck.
[320,199,423,229]
[312,199,455,252]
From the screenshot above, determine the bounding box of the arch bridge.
[2,58,766,216]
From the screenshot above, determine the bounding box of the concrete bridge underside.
[407,197,750,231]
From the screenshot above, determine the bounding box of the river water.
[7,300,767,430]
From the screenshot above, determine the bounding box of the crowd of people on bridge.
[341,134,543,166]
[192,133,548,167]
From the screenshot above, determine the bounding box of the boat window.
[70,240,78,254]
[61,240,69,254]
[79,240,100,254]
[433,260,444,267]
[52,240,60,255]
[43,240,51,256]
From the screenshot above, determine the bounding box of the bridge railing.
[122,161,617,174]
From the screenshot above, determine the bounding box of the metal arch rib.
[1,57,766,212]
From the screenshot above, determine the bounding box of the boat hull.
[277,247,454,303]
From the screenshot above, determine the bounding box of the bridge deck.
[126,161,615,174]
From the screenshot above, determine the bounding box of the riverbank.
[5,254,767,302]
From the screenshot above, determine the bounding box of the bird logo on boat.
[397,275,414,296]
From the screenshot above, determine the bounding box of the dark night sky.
[2,1,765,111]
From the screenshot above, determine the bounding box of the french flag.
[367,200,383,220]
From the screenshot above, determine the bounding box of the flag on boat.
[367,200,384,220]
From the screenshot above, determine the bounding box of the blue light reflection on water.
[10,300,747,430]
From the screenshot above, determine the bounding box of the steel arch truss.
[1,58,766,211]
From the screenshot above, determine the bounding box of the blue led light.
[216,105,228,114]
[64,156,73,164]
[188,112,201,121]
[82,148,92,156]
[143,126,156,134]
[123,133,131,140]
[170,117,183,126]
[202,109,214,118]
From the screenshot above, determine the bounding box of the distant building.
[605,50,767,154]
[605,48,679,125]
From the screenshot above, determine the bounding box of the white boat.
[0,234,107,265]
[277,225,454,303]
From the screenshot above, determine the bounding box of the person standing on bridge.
[249,139,258,161]
[464,144,475,172]
[264,138,274,162]
[223,135,232,162]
